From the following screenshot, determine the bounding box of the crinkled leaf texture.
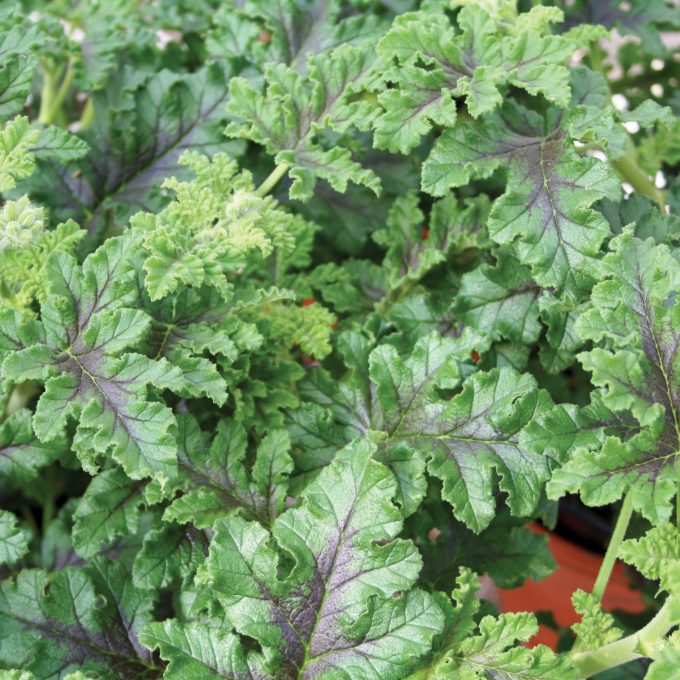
[548,232,680,524]
[0,559,160,678]
[0,116,88,194]
[226,44,381,200]
[0,407,68,488]
[0,234,199,482]
[407,568,576,679]
[374,5,572,153]
[26,63,235,242]
[180,438,444,679]
[292,330,558,532]
[422,100,620,295]
[620,523,680,592]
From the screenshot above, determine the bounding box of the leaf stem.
[571,598,679,678]
[591,491,634,603]
[611,151,667,215]
[375,279,416,316]
[38,58,76,126]
[256,163,289,197]
[585,40,668,216]
[79,97,95,129]
[42,475,55,532]
[21,505,40,537]
[38,63,57,125]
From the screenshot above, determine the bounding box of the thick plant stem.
[591,492,634,603]
[42,480,55,531]
[571,599,678,678]
[38,59,75,126]
[375,279,416,316]
[38,65,57,125]
[584,39,668,216]
[79,97,95,129]
[611,152,667,215]
[256,163,289,197]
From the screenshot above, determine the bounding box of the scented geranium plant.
[1,0,680,677]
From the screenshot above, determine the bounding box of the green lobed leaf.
[620,524,680,589]
[226,43,381,200]
[374,6,572,154]
[132,522,208,590]
[1,234,189,482]
[0,22,42,118]
[374,192,490,293]
[0,408,68,488]
[422,101,621,295]
[140,618,268,679]
[162,414,293,529]
[548,232,680,523]
[407,568,576,679]
[293,329,558,532]
[197,437,444,678]
[0,561,159,677]
[71,467,144,559]
[453,251,542,344]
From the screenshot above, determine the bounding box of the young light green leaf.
[226,44,381,200]
[620,524,680,589]
[408,568,575,679]
[571,590,622,651]
[1,234,188,482]
[647,633,680,680]
[0,117,39,192]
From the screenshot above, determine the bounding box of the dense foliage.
[1,0,680,677]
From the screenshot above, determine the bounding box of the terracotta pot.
[498,523,646,649]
